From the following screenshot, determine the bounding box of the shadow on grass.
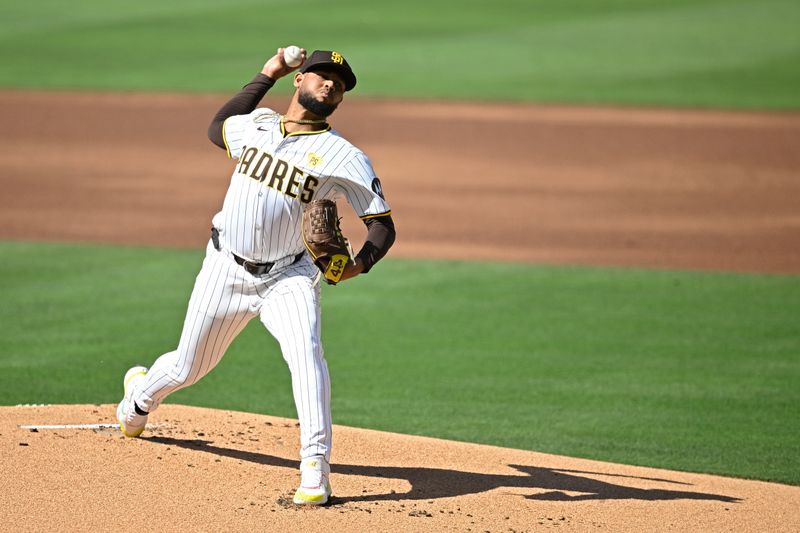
[146,436,741,504]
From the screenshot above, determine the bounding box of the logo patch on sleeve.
[371,177,385,199]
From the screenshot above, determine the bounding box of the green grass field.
[1,242,798,485]
[1,0,799,108]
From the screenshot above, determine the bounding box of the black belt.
[211,227,303,276]
[232,252,304,276]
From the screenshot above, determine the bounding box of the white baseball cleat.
[116,366,148,438]
[293,455,332,506]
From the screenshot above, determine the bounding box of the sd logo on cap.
[300,50,357,91]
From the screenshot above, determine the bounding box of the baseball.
[284,45,303,68]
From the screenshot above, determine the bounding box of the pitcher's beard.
[298,89,339,118]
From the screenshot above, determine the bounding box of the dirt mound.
[1,404,798,532]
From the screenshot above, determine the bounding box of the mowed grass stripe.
[0,241,797,484]
[0,0,798,108]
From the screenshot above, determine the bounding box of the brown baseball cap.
[299,50,357,91]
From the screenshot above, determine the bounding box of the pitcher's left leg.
[259,268,331,462]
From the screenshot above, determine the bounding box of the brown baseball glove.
[302,199,352,285]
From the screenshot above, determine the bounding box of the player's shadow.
[145,436,741,504]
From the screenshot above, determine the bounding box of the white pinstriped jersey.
[214,107,391,263]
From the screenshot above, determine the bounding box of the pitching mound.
[1,404,798,532]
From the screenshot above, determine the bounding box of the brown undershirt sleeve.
[356,215,396,273]
[208,73,275,149]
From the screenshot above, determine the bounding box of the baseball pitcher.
[116,46,396,506]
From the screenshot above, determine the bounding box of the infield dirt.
[2,404,799,532]
[0,91,798,272]
[0,91,799,531]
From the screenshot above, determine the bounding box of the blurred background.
[2,0,799,107]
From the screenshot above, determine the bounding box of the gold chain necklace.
[281,116,328,125]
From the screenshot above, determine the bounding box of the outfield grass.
[1,0,799,108]
[0,242,797,484]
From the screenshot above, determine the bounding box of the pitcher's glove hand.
[302,199,352,285]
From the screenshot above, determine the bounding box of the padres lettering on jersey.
[236,146,319,203]
[214,108,391,263]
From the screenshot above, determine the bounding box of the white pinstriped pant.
[132,240,332,461]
